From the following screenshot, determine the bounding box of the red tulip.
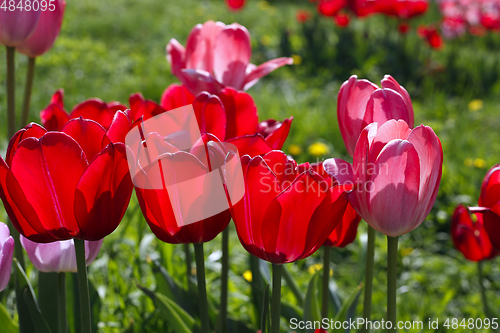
[167,21,293,95]
[0,119,133,243]
[131,85,292,157]
[337,75,414,157]
[334,13,350,27]
[296,9,313,23]
[0,8,41,47]
[476,165,500,250]
[130,131,238,244]
[417,25,444,49]
[398,22,410,34]
[225,0,246,11]
[348,0,379,17]
[318,0,347,17]
[232,151,349,263]
[451,205,497,262]
[325,120,442,237]
[40,89,128,132]
[16,0,66,57]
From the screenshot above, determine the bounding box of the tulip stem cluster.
[219,228,230,333]
[387,236,399,333]
[271,264,283,333]
[362,225,376,332]
[321,246,331,319]
[75,239,92,333]
[58,272,67,333]
[194,243,210,333]
[21,57,36,127]
[477,261,490,318]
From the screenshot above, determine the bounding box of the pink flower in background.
[16,0,66,57]
[325,120,443,237]
[0,222,14,292]
[20,236,103,272]
[0,9,41,47]
[167,21,293,95]
[337,75,415,157]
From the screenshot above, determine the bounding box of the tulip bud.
[20,236,102,272]
[0,9,41,47]
[0,222,14,292]
[16,0,66,57]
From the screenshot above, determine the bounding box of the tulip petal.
[6,123,47,166]
[213,24,252,90]
[0,10,41,46]
[70,99,117,130]
[40,102,70,132]
[179,69,225,96]
[324,203,361,247]
[364,89,413,135]
[219,87,259,139]
[74,143,133,240]
[323,158,354,185]
[262,150,298,188]
[185,21,225,73]
[368,139,420,236]
[243,57,294,90]
[11,133,88,239]
[62,118,110,162]
[369,119,411,162]
[226,134,274,157]
[106,110,131,144]
[381,75,414,127]
[192,93,227,140]
[166,38,186,79]
[258,117,293,150]
[479,165,500,208]
[160,84,195,111]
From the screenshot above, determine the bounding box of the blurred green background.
[1,0,500,332]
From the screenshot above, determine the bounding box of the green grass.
[1,0,500,332]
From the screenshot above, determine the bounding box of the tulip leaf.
[331,284,363,332]
[0,303,19,333]
[13,258,37,333]
[303,272,322,333]
[23,289,53,333]
[138,285,195,333]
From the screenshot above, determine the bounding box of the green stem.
[387,236,399,333]
[184,243,192,282]
[219,228,229,333]
[362,225,376,333]
[478,261,490,317]
[250,254,263,325]
[6,46,16,138]
[75,239,91,333]
[194,243,210,333]
[21,57,36,127]
[271,264,282,333]
[58,272,67,333]
[321,246,330,319]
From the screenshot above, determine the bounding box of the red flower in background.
[40,89,128,132]
[167,21,293,95]
[334,12,351,27]
[129,84,292,157]
[318,0,347,17]
[0,119,133,243]
[398,22,410,34]
[451,205,497,262]
[417,25,444,49]
[225,0,246,11]
[232,151,349,264]
[296,9,313,23]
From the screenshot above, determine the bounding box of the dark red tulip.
[417,25,444,49]
[40,89,128,131]
[398,22,410,34]
[477,165,500,251]
[0,119,133,243]
[231,151,349,264]
[132,133,235,244]
[348,0,379,17]
[452,205,497,262]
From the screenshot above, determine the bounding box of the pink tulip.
[167,21,293,95]
[0,9,41,47]
[0,222,14,291]
[20,235,102,272]
[324,120,442,237]
[337,75,414,157]
[16,0,66,57]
